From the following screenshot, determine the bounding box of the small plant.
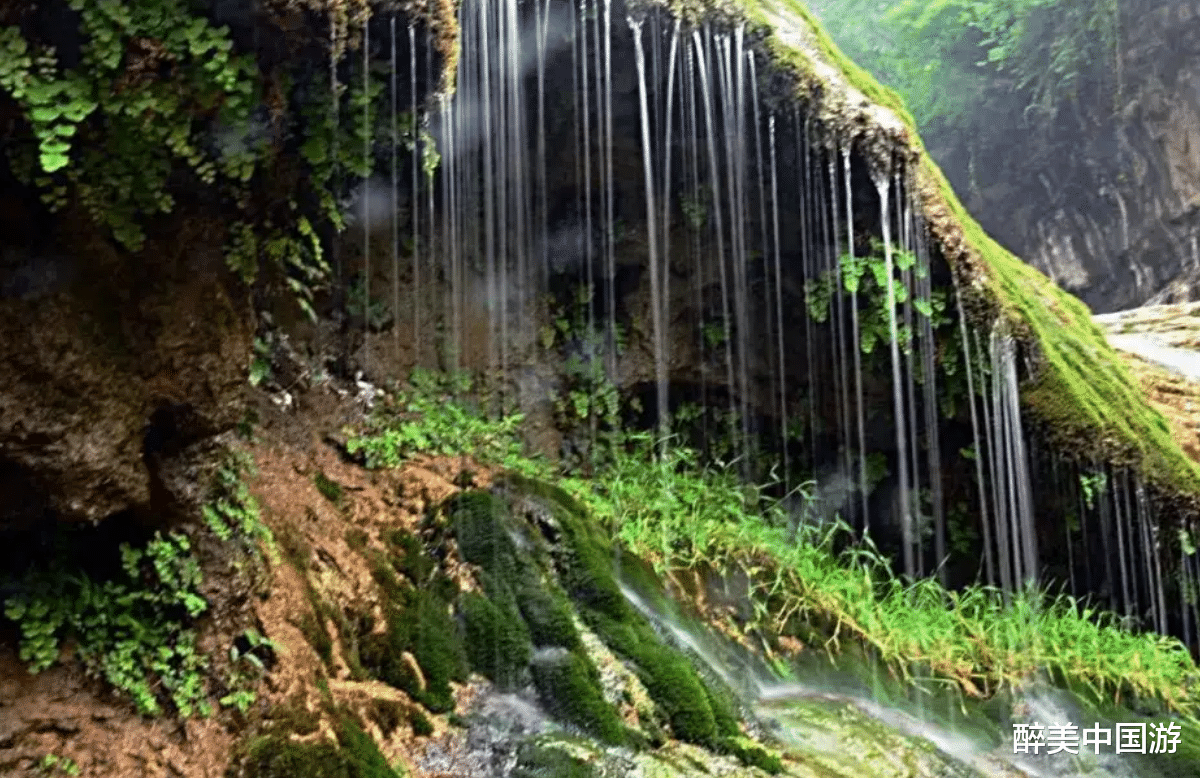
[36,754,80,776]
[220,628,279,713]
[347,272,393,331]
[201,449,276,562]
[680,193,707,230]
[1079,469,1108,510]
[4,530,212,717]
[346,368,525,468]
[249,336,272,388]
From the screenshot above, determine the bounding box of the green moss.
[718,737,784,775]
[461,588,532,689]
[296,606,334,668]
[359,584,467,713]
[344,528,368,551]
[703,682,741,740]
[383,529,435,583]
[591,614,719,747]
[516,575,581,650]
[264,694,322,737]
[530,649,628,747]
[232,716,401,778]
[314,472,345,506]
[446,491,521,578]
[337,717,403,777]
[371,699,406,737]
[446,488,581,651]
[502,474,728,748]
[511,739,602,778]
[409,709,434,737]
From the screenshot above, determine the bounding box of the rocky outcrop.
[0,205,252,527]
[947,0,1200,313]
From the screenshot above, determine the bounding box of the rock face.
[946,0,1200,312]
[0,207,252,527]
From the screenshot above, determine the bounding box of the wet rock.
[0,218,252,526]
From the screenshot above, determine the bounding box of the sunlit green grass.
[570,434,1200,719]
[351,364,1200,732]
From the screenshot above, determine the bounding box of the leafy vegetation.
[805,0,1123,146]
[232,715,404,778]
[583,432,1200,717]
[0,0,445,325]
[345,368,525,468]
[804,238,952,356]
[0,0,258,248]
[1,448,275,718]
[705,0,1200,501]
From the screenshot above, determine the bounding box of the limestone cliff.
[936,0,1200,313]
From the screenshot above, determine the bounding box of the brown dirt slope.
[0,386,492,778]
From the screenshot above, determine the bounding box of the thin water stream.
[617,574,1185,778]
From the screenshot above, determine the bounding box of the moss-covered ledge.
[634,0,1200,517]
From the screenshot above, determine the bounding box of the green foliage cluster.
[590,432,1200,717]
[0,3,445,327]
[804,239,950,356]
[0,0,258,249]
[4,530,211,717]
[203,449,277,562]
[540,285,635,465]
[444,490,623,742]
[1,448,274,718]
[337,365,1200,759]
[36,754,81,777]
[511,739,602,778]
[717,0,1200,500]
[809,0,1122,135]
[220,628,280,714]
[497,474,745,751]
[346,368,525,468]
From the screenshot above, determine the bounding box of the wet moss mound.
[232,716,400,778]
[529,648,628,746]
[461,588,531,689]
[442,490,623,743]
[359,540,468,714]
[494,474,738,749]
[511,738,602,778]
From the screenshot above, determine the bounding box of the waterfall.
[347,0,1196,654]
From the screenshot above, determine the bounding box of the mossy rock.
[530,647,628,747]
[360,555,467,713]
[445,488,581,651]
[461,588,532,689]
[515,573,580,650]
[383,529,435,583]
[231,716,401,778]
[314,472,344,506]
[500,474,727,747]
[511,738,602,778]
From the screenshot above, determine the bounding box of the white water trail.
[875,170,914,577]
[390,17,400,360]
[362,16,372,373]
[630,17,667,446]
